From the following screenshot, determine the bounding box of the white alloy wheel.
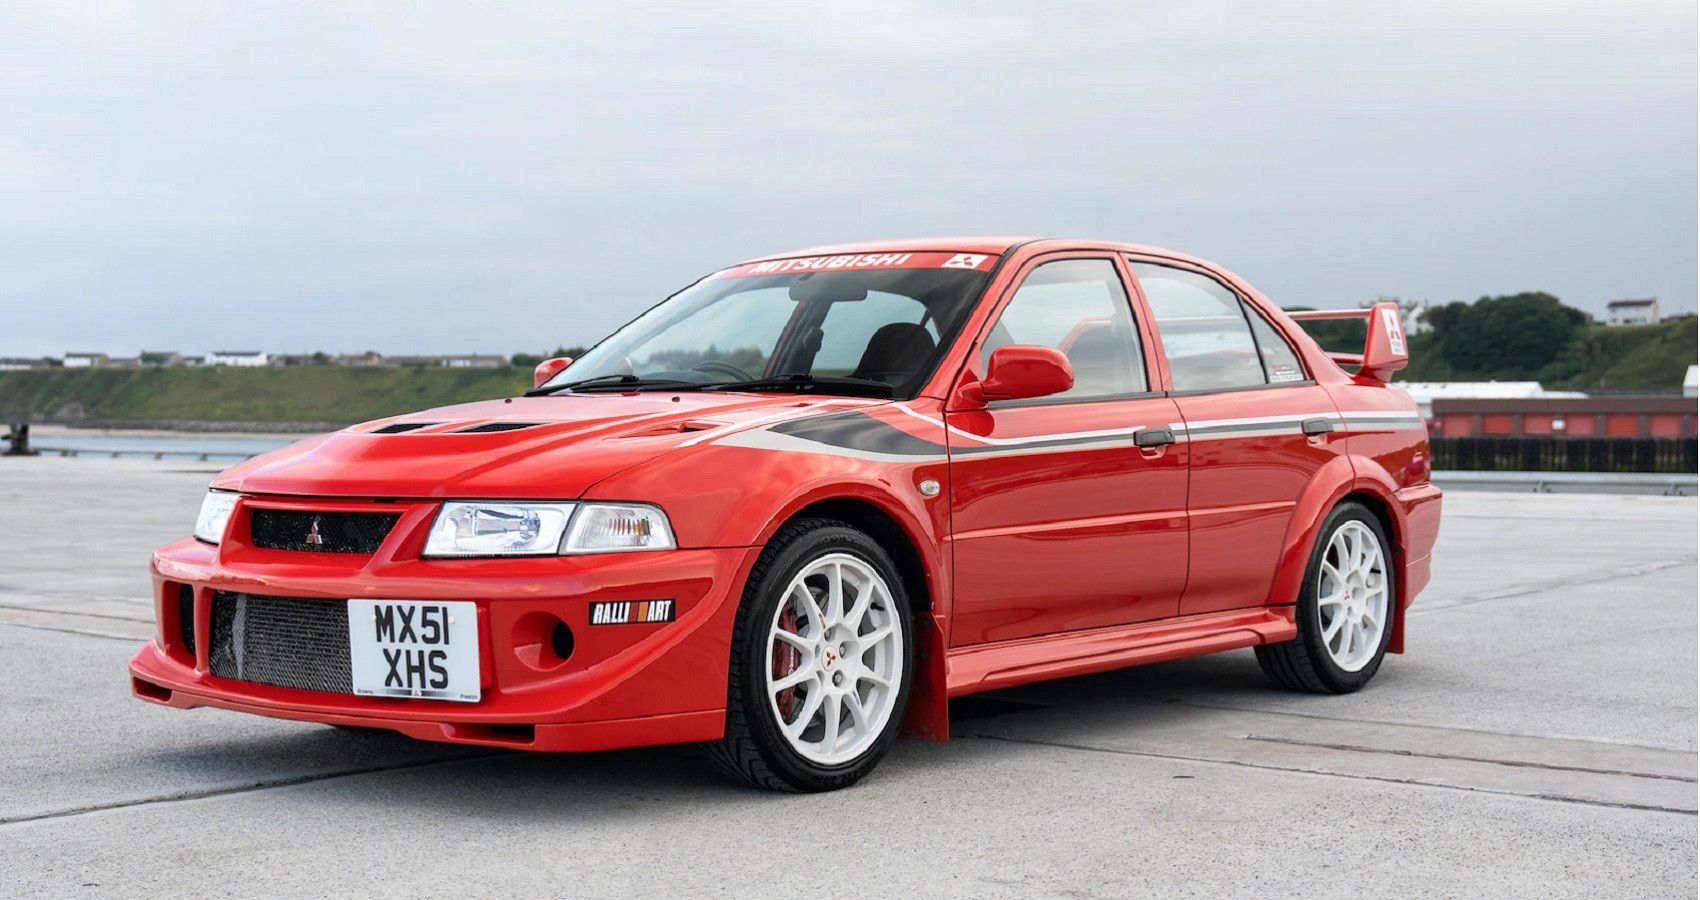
[1316,519,1389,673]
[764,552,905,765]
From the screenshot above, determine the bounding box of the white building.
[62,352,109,368]
[1392,381,1588,419]
[206,350,269,367]
[1604,298,1660,326]
[1684,365,1697,399]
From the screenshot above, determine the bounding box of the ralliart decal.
[589,599,676,625]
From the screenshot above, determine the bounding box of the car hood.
[212,393,877,499]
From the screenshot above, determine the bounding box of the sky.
[1,1,1694,358]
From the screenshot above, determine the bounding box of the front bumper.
[131,499,756,752]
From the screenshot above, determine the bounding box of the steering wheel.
[691,360,754,381]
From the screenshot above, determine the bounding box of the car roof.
[741,236,1211,267]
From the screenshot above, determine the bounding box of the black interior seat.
[851,323,935,382]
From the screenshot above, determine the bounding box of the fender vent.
[451,422,543,434]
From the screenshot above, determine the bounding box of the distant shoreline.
[35,422,330,440]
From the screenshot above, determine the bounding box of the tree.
[1433,292,1583,375]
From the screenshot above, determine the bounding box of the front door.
[1129,258,1348,615]
[947,256,1188,646]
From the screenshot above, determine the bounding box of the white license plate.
[347,600,480,702]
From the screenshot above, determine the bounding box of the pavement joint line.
[1034,693,1699,756]
[0,601,154,624]
[1241,735,1697,782]
[0,750,511,828]
[0,621,145,644]
[1411,559,1690,615]
[962,733,1698,816]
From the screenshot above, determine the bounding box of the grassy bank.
[0,366,531,425]
[1307,317,1695,391]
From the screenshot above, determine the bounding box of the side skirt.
[945,607,1297,698]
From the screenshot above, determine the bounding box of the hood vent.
[451,422,544,434]
[370,422,439,434]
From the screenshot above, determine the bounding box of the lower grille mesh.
[209,592,352,694]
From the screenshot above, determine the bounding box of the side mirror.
[957,346,1074,406]
[533,357,572,388]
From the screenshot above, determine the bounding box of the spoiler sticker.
[711,251,998,279]
[1381,308,1407,356]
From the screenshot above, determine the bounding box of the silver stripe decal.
[892,403,1134,447]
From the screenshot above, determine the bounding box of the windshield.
[541,253,995,398]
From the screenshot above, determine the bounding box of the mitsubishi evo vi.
[131,238,1442,792]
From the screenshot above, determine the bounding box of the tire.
[705,518,914,792]
[1255,501,1395,694]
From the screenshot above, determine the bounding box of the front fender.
[585,438,955,741]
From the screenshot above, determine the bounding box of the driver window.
[981,259,1146,400]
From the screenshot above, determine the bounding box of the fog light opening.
[512,611,575,671]
[550,622,575,662]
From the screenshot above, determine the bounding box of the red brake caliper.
[772,605,802,719]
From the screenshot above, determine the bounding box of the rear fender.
[1270,456,1414,653]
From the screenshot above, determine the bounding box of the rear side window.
[1130,262,1265,391]
[1242,302,1307,383]
[980,258,1147,400]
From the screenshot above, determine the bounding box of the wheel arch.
[752,487,953,743]
[1270,455,1412,654]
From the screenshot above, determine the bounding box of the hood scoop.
[369,421,441,434]
[617,419,725,439]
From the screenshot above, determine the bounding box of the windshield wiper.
[702,374,895,398]
[525,374,705,396]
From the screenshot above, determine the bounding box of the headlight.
[193,490,239,544]
[424,501,577,557]
[563,503,675,554]
[421,501,676,557]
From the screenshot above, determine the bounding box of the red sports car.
[131,238,1442,791]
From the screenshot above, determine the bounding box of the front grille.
[177,584,196,658]
[248,509,398,554]
[209,592,352,694]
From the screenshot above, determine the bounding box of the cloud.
[0,1,1693,356]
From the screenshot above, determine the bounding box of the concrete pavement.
[0,458,1694,897]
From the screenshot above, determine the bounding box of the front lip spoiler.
[129,662,725,752]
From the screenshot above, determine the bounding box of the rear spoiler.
[1286,301,1409,382]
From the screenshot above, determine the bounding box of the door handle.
[1134,427,1176,448]
[1301,417,1336,436]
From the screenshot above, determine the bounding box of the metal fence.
[1429,436,1698,474]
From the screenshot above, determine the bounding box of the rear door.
[947,255,1188,645]
[1128,258,1347,615]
